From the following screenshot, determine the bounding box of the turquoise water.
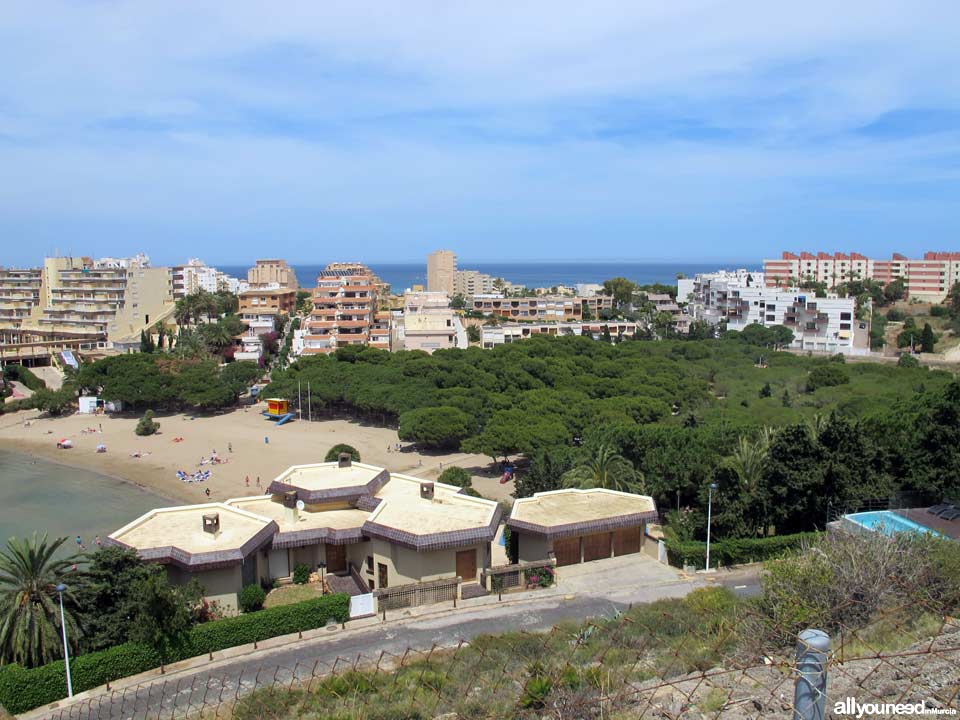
[0,448,173,550]
[845,510,943,537]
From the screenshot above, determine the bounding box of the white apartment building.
[690,276,867,354]
[171,259,245,299]
[677,269,763,304]
[481,321,641,348]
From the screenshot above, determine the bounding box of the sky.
[2,2,959,266]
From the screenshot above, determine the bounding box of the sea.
[219,262,759,293]
[0,449,173,549]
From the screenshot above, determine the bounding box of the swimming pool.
[844,510,943,538]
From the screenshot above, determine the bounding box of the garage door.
[582,532,611,562]
[553,537,580,566]
[613,526,641,556]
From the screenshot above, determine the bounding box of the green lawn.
[263,582,325,609]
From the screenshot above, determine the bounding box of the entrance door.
[455,549,477,581]
[378,562,388,589]
[582,532,611,562]
[325,544,346,573]
[553,537,581,566]
[613,526,641,556]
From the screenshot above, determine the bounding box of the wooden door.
[613,527,641,556]
[325,544,346,573]
[553,537,581,566]
[378,562,388,589]
[455,549,477,581]
[582,532,611,562]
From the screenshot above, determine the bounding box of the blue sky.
[2,1,959,266]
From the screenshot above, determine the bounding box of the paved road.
[43,579,702,720]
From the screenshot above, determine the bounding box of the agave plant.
[0,534,85,667]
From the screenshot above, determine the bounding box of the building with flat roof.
[235,287,297,360]
[110,457,501,607]
[171,259,246,298]
[481,320,641,348]
[106,503,278,611]
[689,275,867,354]
[508,489,657,566]
[0,255,174,350]
[453,269,515,296]
[427,250,456,295]
[302,271,380,355]
[470,294,613,321]
[398,291,466,353]
[763,251,960,302]
[247,259,298,290]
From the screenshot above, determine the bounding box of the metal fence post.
[794,628,830,720]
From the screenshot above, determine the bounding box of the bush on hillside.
[239,583,266,613]
[806,364,849,391]
[898,353,920,368]
[2,364,46,391]
[324,444,360,463]
[135,409,160,436]
[930,305,949,317]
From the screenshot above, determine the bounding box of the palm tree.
[728,429,775,536]
[0,534,84,668]
[561,445,644,493]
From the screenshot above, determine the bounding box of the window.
[366,556,374,573]
[840,312,852,321]
[840,322,851,330]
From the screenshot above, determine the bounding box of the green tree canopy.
[398,406,474,449]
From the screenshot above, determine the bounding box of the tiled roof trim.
[355,495,382,512]
[271,526,366,549]
[362,506,502,552]
[104,521,278,571]
[506,511,657,540]
[266,468,389,505]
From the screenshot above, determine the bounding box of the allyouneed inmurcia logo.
[834,698,957,717]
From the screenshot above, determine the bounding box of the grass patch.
[263,583,324,608]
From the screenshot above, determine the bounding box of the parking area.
[554,553,686,595]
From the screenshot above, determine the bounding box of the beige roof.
[367,473,498,536]
[226,495,367,532]
[509,489,656,528]
[109,503,273,555]
[270,462,384,493]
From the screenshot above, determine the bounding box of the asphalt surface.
[42,579,705,720]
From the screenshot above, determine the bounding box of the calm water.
[220,261,758,294]
[0,449,173,548]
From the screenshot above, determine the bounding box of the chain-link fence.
[43,591,958,720]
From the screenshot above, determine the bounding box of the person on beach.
[245,475,250,487]
[228,442,233,453]
[205,487,211,498]
[75,535,82,547]
[256,476,261,488]
[98,423,102,432]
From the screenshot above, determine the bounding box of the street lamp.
[55,583,73,698]
[705,483,718,572]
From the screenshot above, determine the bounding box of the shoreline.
[0,408,515,508]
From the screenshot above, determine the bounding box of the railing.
[482,558,556,593]
[374,576,460,611]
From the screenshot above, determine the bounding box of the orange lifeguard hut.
[262,398,294,425]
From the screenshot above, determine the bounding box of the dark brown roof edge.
[271,525,366,549]
[104,520,278,571]
[363,505,502,552]
[507,511,657,539]
[267,468,389,505]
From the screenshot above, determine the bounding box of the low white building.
[481,320,641,348]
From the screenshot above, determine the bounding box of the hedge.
[665,532,822,570]
[2,364,46,391]
[0,593,350,714]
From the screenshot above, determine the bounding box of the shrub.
[2,364,46,391]
[886,308,906,321]
[324,444,360,463]
[524,566,555,588]
[898,353,920,368]
[930,305,949,317]
[239,583,266,613]
[135,409,160,436]
[806,364,849,391]
[437,466,472,488]
[292,563,311,584]
[665,532,821,570]
[0,594,350,714]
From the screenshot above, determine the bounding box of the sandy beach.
[0,408,515,507]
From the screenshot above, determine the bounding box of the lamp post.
[705,483,718,572]
[55,583,73,698]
